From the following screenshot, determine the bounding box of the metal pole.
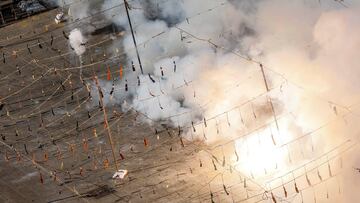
[94,76,119,171]
[260,64,280,131]
[123,0,144,74]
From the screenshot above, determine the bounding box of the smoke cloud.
[68,28,87,56]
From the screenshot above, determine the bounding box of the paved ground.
[0,9,264,203]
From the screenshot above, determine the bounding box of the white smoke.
[68,28,87,56]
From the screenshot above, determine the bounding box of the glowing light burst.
[232,125,291,181]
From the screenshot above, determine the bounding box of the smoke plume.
[68,28,87,56]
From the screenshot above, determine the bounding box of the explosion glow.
[233,127,289,179]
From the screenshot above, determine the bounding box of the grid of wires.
[0,0,356,202]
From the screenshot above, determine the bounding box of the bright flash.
[233,126,290,180]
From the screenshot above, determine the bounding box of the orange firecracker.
[144,138,148,147]
[44,151,48,162]
[103,159,109,169]
[83,138,88,152]
[107,67,111,81]
[119,65,123,79]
